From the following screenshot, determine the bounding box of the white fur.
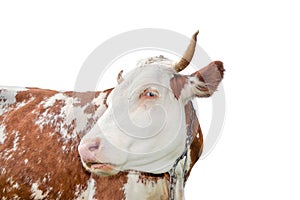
[75,178,96,200]
[180,76,208,102]
[123,172,169,200]
[0,87,28,114]
[1,130,19,161]
[31,182,48,200]
[0,124,6,144]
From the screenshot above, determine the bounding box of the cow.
[0,32,224,199]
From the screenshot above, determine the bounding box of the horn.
[173,30,199,72]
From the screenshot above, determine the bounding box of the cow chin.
[82,161,120,176]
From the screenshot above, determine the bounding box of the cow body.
[1,31,224,199]
[0,86,203,199]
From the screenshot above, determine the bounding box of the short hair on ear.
[191,61,224,97]
[170,61,224,101]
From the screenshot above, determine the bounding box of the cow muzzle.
[78,137,119,176]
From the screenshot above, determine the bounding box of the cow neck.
[168,101,196,200]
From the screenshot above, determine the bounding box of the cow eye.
[145,91,156,97]
[140,88,159,99]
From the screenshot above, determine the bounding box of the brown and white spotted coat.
[0,86,203,200]
[1,31,224,199]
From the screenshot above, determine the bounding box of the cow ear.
[170,61,224,101]
[117,70,124,84]
[190,61,224,97]
[183,61,224,99]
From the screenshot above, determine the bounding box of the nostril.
[88,143,100,152]
[87,139,100,152]
[78,137,101,163]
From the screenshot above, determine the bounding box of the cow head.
[78,32,224,176]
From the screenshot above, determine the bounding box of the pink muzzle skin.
[78,137,119,175]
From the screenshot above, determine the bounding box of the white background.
[1,1,299,199]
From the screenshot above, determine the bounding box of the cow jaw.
[82,161,119,176]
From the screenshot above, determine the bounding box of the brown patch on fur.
[92,172,128,199]
[1,88,88,199]
[137,172,166,184]
[170,74,188,99]
[0,87,118,199]
[65,91,101,107]
[184,101,203,180]
[103,88,114,107]
[84,104,97,114]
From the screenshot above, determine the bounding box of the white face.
[78,57,224,176]
[79,61,188,175]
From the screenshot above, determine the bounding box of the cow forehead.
[125,56,175,80]
[120,65,176,93]
[136,55,174,67]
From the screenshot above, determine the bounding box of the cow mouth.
[85,162,119,176]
